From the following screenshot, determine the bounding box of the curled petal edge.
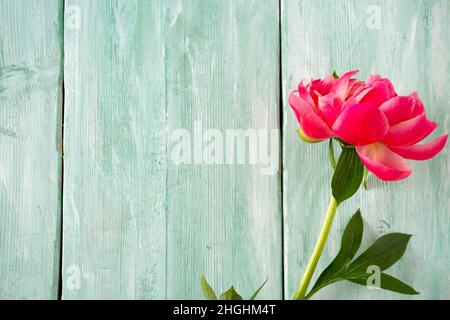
[356,143,413,181]
[388,135,448,160]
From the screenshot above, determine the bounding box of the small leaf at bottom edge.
[249,278,268,300]
[220,286,243,300]
[201,275,217,300]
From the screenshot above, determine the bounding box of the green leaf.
[220,286,243,300]
[328,139,337,170]
[200,275,217,300]
[340,210,364,258]
[307,210,363,298]
[297,128,321,143]
[346,233,412,276]
[332,71,339,79]
[249,278,268,300]
[331,148,364,204]
[201,276,267,300]
[305,214,418,299]
[348,273,419,295]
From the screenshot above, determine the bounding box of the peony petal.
[383,113,437,147]
[355,84,392,106]
[356,143,413,181]
[379,93,425,126]
[345,80,364,99]
[297,81,316,108]
[366,75,397,97]
[332,101,389,146]
[309,75,337,106]
[409,92,425,113]
[380,96,417,126]
[332,70,359,100]
[317,93,343,127]
[289,92,334,140]
[388,135,448,160]
[320,74,336,93]
[310,75,336,96]
[355,76,397,106]
[308,80,322,106]
[366,74,381,83]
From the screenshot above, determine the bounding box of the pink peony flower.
[289,70,448,181]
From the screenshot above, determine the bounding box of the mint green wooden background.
[282,0,450,300]
[0,0,63,299]
[0,0,448,299]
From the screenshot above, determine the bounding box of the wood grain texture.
[0,0,63,299]
[62,0,282,299]
[282,0,450,299]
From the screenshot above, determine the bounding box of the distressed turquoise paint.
[0,0,63,299]
[63,0,282,299]
[2,0,447,301]
[282,0,450,299]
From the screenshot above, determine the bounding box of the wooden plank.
[0,0,63,299]
[63,0,282,299]
[282,0,450,299]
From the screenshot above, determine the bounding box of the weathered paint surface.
[0,0,63,299]
[1,0,449,300]
[282,0,450,299]
[62,0,282,299]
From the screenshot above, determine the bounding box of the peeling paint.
[168,2,182,28]
[0,60,60,94]
[0,0,63,300]
[0,126,19,138]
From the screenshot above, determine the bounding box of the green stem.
[292,196,339,300]
[363,167,369,190]
[328,139,337,170]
